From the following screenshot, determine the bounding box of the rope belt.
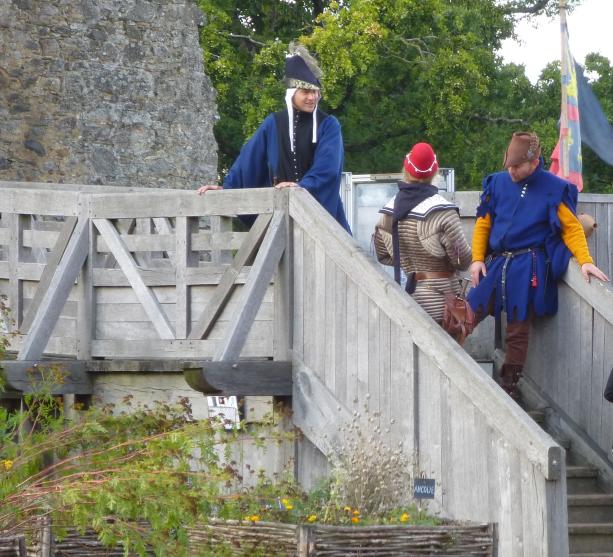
[493,247,543,309]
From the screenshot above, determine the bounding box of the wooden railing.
[0,181,282,363]
[0,182,588,556]
[526,262,613,484]
[289,188,567,557]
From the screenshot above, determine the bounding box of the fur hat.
[503,132,541,168]
[284,42,322,90]
[404,142,439,179]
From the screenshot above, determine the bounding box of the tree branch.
[471,113,529,125]
[215,31,266,48]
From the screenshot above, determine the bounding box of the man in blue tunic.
[467,131,608,400]
[197,44,350,233]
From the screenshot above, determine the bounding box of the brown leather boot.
[500,364,523,401]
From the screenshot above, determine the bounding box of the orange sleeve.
[558,203,593,266]
[471,214,491,262]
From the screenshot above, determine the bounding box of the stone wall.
[0,0,217,189]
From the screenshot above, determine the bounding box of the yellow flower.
[352,510,360,516]
[344,506,352,512]
[285,504,294,510]
[307,515,317,523]
[1,460,13,471]
[248,515,260,522]
[400,513,410,523]
[351,516,360,524]
[282,498,293,510]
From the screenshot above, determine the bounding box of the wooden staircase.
[527,408,613,556]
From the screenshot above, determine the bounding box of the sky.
[498,0,613,83]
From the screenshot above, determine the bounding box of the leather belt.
[414,271,454,281]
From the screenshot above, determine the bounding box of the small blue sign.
[413,478,435,499]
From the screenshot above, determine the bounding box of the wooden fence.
[6,182,611,556]
[289,189,567,557]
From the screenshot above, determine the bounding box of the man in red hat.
[374,142,472,324]
[467,131,608,400]
[197,43,350,233]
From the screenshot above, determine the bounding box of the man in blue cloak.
[467,132,608,401]
[198,43,350,233]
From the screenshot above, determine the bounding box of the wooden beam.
[214,210,285,361]
[175,216,197,338]
[1,360,92,394]
[183,361,292,395]
[93,218,175,340]
[292,356,353,457]
[8,213,26,328]
[17,218,89,361]
[189,212,272,340]
[21,217,77,333]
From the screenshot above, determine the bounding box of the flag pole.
[559,0,569,178]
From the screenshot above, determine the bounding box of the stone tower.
[0,0,218,189]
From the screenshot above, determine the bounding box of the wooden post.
[296,525,314,557]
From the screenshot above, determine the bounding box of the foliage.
[197,0,613,193]
[0,370,441,555]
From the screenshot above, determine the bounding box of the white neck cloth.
[285,88,319,152]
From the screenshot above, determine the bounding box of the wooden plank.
[333,264,347,403]
[175,216,196,338]
[389,328,415,451]
[1,360,92,394]
[93,218,175,340]
[378,313,391,441]
[302,231,316,373]
[0,188,79,216]
[95,320,272,342]
[90,338,272,359]
[367,298,380,418]
[562,260,613,324]
[21,217,77,333]
[579,294,594,431]
[345,276,358,410]
[17,218,89,360]
[356,288,369,406]
[189,213,272,340]
[589,312,605,444]
[183,361,292,395]
[214,211,286,361]
[292,223,304,360]
[22,228,60,250]
[273,190,292,361]
[87,188,274,218]
[292,356,353,457]
[8,213,25,328]
[313,241,326,382]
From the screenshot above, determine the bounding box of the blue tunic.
[467,161,578,321]
[223,112,351,233]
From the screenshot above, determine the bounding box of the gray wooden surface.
[2,182,611,557]
[289,187,568,557]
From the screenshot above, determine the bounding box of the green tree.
[198,0,611,192]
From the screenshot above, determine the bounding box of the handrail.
[289,187,563,480]
[562,259,613,324]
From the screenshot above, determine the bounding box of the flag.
[549,14,583,191]
[575,61,613,167]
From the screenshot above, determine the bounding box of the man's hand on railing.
[274,181,298,189]
[197,185,223,195]
[581,262,609,283]
[470,261,487,286]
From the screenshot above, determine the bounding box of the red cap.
[404,142,439,179]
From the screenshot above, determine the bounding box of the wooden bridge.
[1,180,612,556]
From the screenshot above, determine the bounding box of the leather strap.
[414,271,454,281]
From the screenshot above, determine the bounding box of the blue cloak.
[467,160,578,321]
[223,112,351,233]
